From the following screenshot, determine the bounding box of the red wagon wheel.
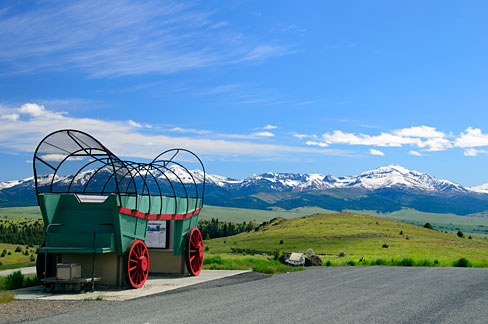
[186,227,203,276]
[125,240,149,289]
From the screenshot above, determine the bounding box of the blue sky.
[1,1,488,186]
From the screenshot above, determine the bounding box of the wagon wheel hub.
[138,256,148,272]
[198,244,203,259]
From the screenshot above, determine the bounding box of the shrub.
[204,246,209,252]
[30,255,35,262]
[424,222,433,230]
[272,249,280,261]
[405,236,409,240]
[457,231,464,238]
[4,271,24,290]
[468,236,472,239]
[434,259,439,265]
[453,257,472,267]
[346,260,356,266]
[399,231,403,235]
[417,259,433,267]
[7,252,11,255]
[398,258,414,267]
[374,258,386,266]
[279,240,283,245]
[382,244,389,248]
[338,251,346,257]
[325,260,332,266]
[14,246,22,253]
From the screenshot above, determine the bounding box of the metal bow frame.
[33,129,205,215]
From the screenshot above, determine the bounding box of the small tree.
[424,222,433,230]
[279,239,284,245]
[14,246,22,253]
[457,230,464,238]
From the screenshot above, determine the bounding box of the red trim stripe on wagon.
[118,206,201,220]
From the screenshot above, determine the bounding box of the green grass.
[203,255,304,274]
[0,290,15,303]
[84,296,104,301]
[0,206,42,220]
[344,208,488,236]
[0,243,37,270]
[204,213,488,267]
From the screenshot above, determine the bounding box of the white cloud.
[310,126,452,152]
[463,148,488,157]
[0,113,19,121]
[369,149,384,156]
[19,103,46,116]
[168,127,211,135]
[306,141,328,147]
[128,120,142,128]
[321,130,421,147]
[455,127,488,148]
[253,131,274,137]
[293,134,310,139]
[409,150,422,156]
[0,103,349,159]
[263,125,277,130]
[39,154,85,162]
[394,126,445,138]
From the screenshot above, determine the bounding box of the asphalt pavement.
[23,266,488,324]
[0,267,36,277]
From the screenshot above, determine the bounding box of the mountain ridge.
[1,164,488,214]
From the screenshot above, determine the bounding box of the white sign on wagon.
[146,221,167,248]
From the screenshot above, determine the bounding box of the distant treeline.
[0,219,44,246]
[0,217,261,246]
[198,218,257,240]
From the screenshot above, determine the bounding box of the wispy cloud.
[409,150,422,156]
[168,127,212,135]
[0,1,294,78]
[0,103,350,159]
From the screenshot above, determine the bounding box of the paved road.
[0,266,36,277]
[25,267,488,324]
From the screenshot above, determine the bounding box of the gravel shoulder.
[0,300,113,324]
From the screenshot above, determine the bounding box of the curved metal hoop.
[33,130,205,212]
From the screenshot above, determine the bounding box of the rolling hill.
[205,212,488,265]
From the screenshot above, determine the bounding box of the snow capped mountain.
[196,164,471,194]
[0,164,484,195]
[468,183,488,194]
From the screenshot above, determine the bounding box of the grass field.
[204,213,488,267]
[0,207,41,220]
[0,243,36,270]
[200,205,335,223]
[345,208,488,236]
[2,204,488,236]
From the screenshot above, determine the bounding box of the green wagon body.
[38,194,202,257]
[33,130,206,288]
